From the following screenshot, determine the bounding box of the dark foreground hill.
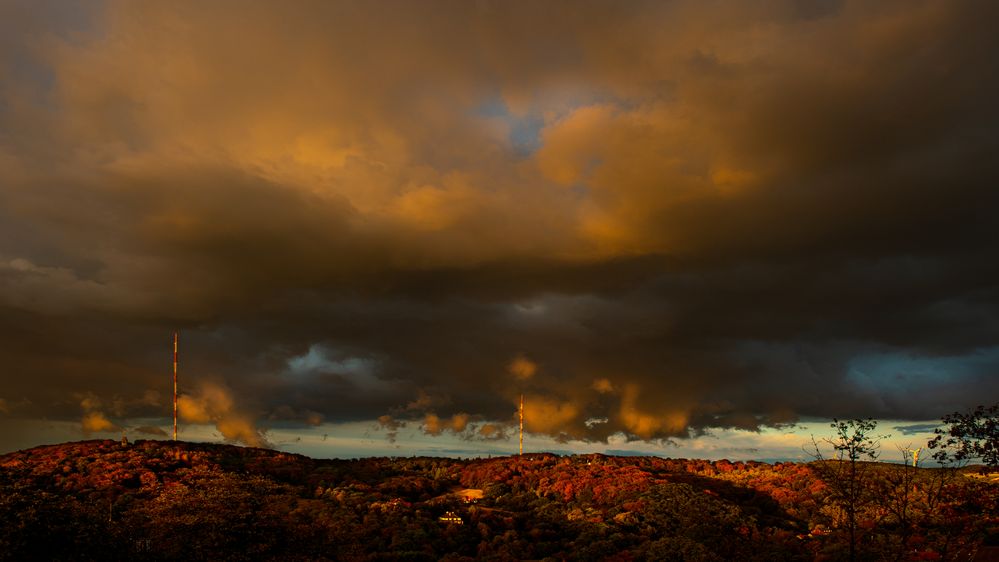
[0,440,996,561]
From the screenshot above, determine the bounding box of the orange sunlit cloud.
[178,382,268,447]
[1,0,997,454]
[508,355,538,381]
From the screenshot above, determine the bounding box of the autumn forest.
[2,429,998,561]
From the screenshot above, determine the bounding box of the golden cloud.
[523,395,580,435]
[619,384,688,439]
[508,355,538,381]
[422,412,471,436]
[478,423,506,440]
[81,411,119,434]
[592,378,615,394]
[178,381,268,447]
[1,1,996,450]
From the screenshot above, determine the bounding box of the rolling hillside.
[1,440,996,561]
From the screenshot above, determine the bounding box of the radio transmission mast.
[172,331,178,441]
[519,393,524,456]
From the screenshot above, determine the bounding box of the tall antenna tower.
[519,393,524,456]
[172,331,178,441]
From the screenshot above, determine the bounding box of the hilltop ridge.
[1,440,996,560]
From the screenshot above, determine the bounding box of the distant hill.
[1,440,996,561]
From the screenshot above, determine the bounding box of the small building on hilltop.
[438,511,463,525]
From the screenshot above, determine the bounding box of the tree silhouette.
[928,403,999,469]
[809,418,882,562]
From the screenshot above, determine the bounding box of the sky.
[1,0,997,461]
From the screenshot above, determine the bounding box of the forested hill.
[1,440,996,561]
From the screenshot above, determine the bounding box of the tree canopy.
[929,403,999,468]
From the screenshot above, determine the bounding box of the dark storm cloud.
[1,0,997,448]
[893,423,941,437]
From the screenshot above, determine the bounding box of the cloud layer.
[1,0,998,449]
